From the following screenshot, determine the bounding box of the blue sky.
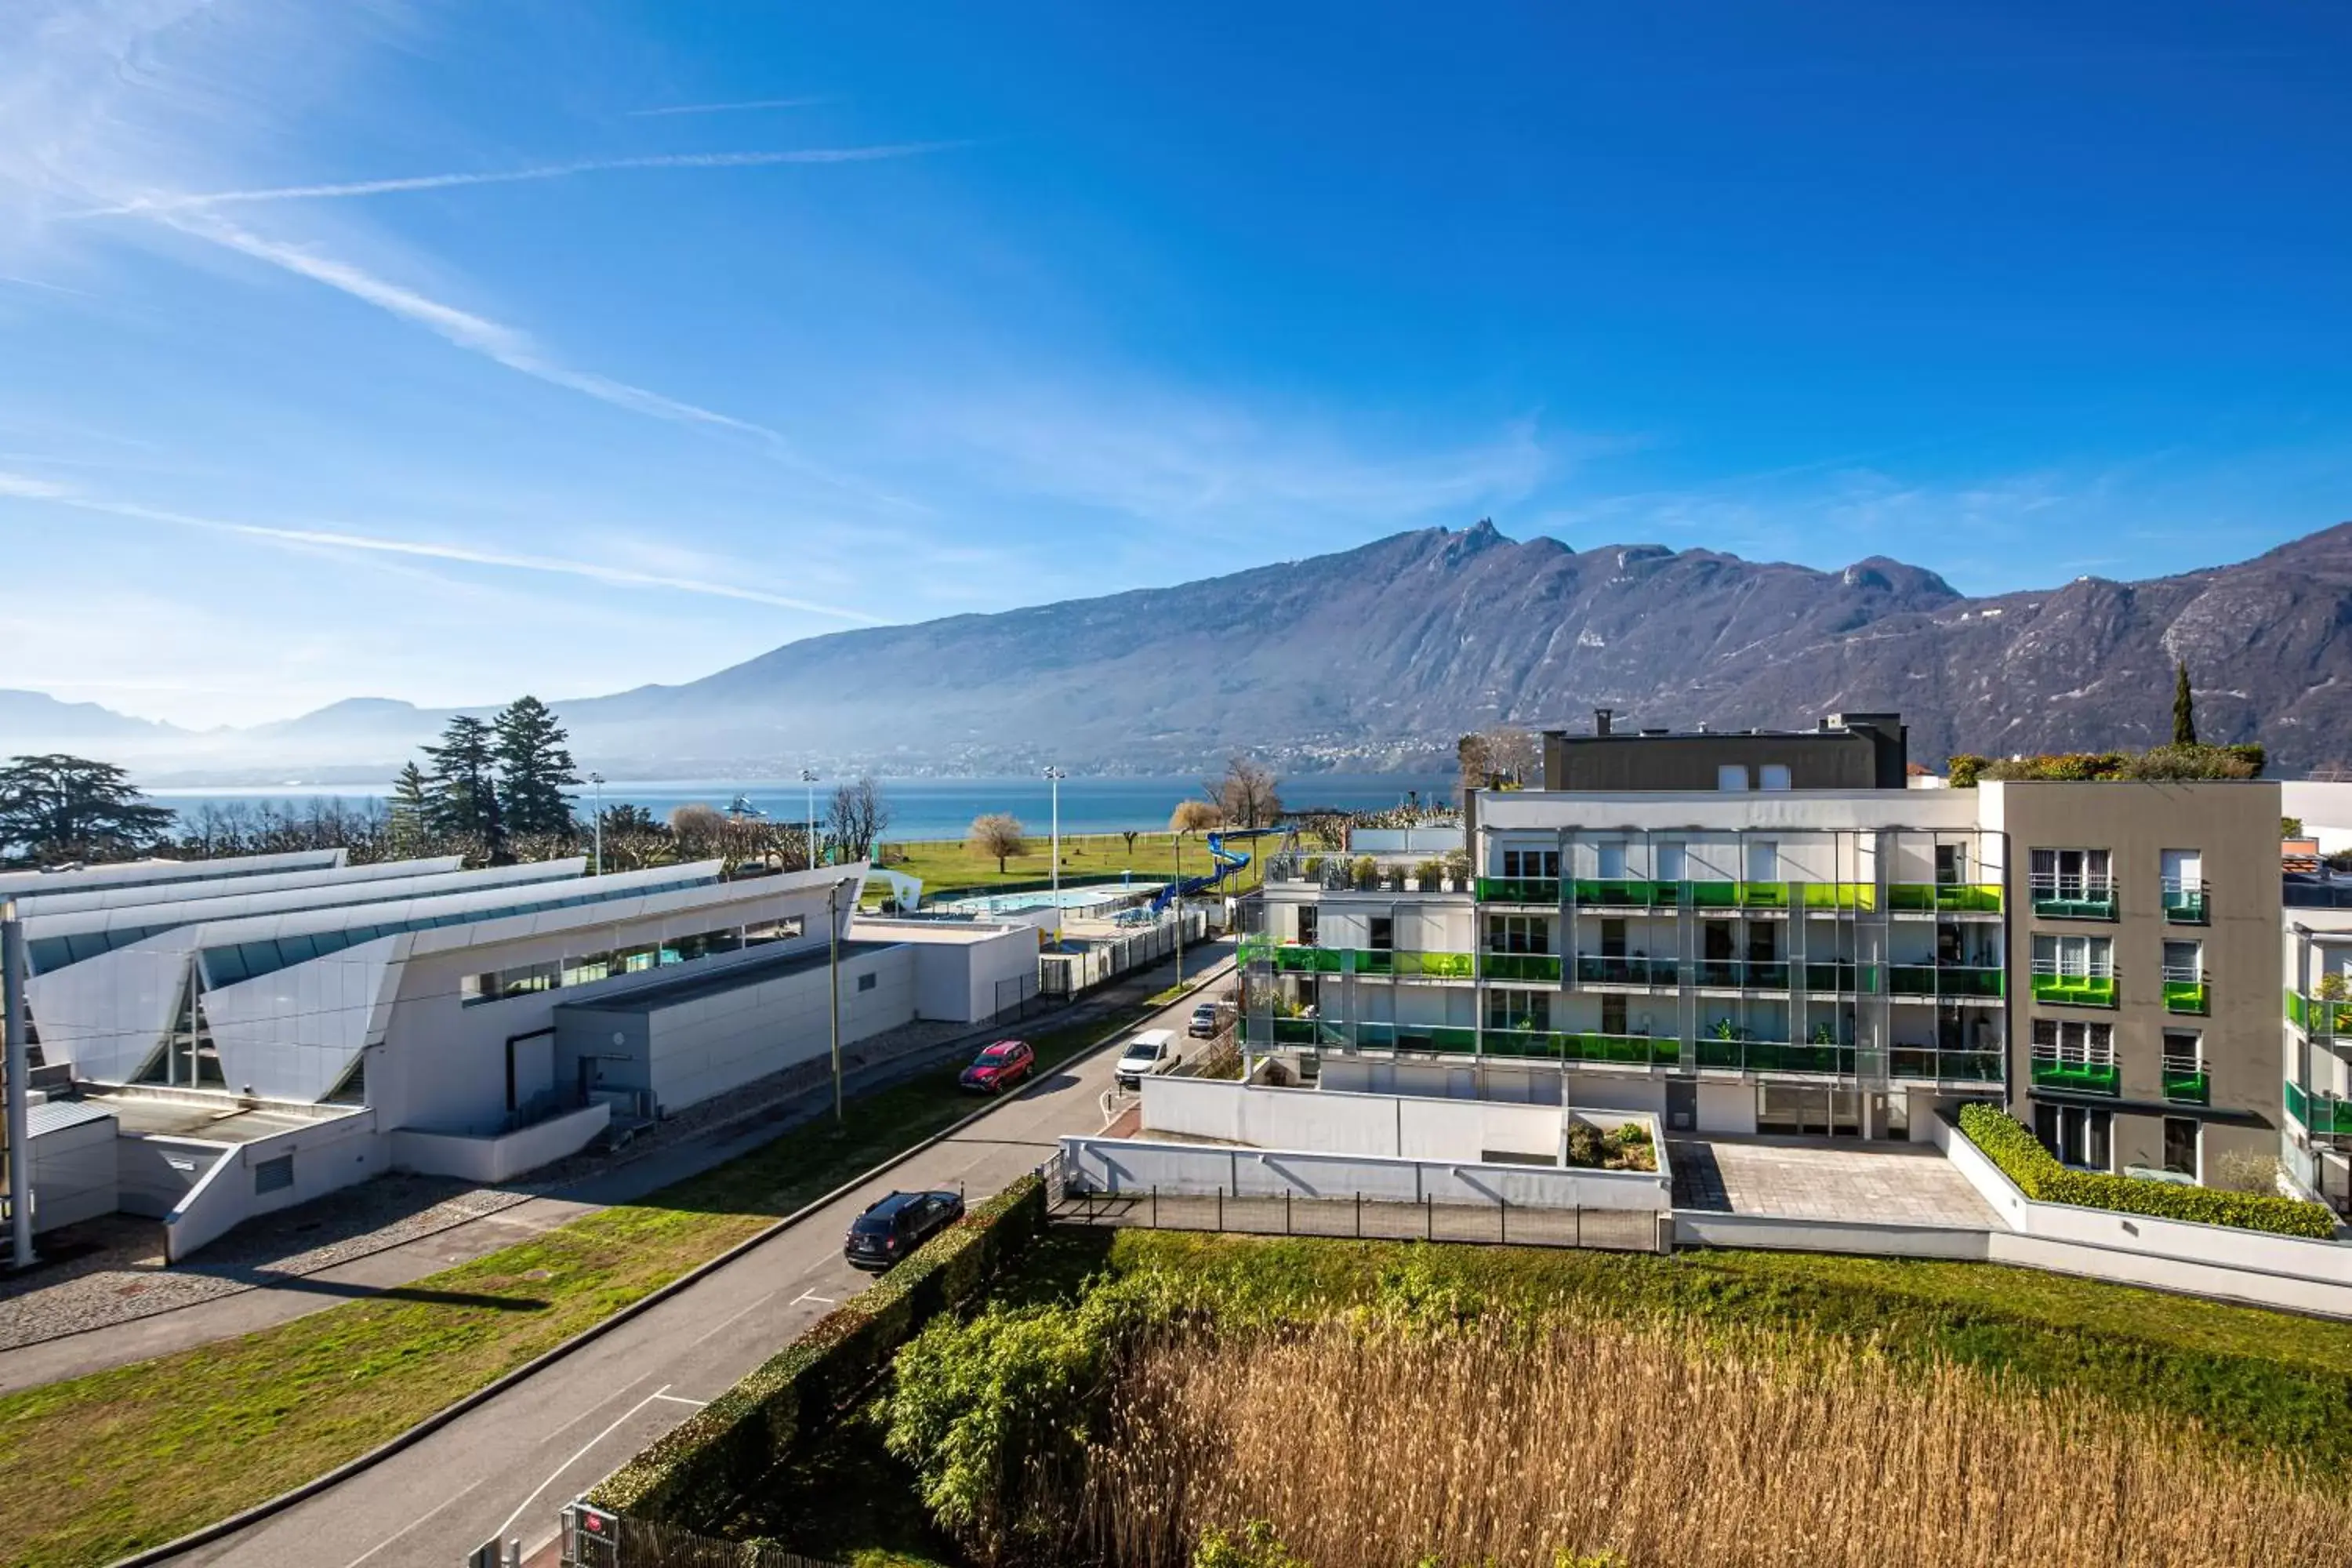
[1,1,2347,728]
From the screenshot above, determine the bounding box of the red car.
[960,1039,1035,1094]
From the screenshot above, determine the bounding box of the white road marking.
[338,1473,499,1567]
[490,1384,678,1544]
[789,1290,837,1306]
[652,1392,709,1407]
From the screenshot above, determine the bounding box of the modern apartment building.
[2284,908,2352,1209]
[1244,714,2282,1183]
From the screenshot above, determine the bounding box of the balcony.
[1480,1029,1680,1066]
[1571,877,1657,908]
[2286,990,2352,1041]
[2161,1060,2209,1105]
[1693,958,1789,990]
[2161,971,2209,1016]
[1886,964,2007,1000]
[1889,1047,2005,1083]
[1252,1018,1483,1054]
[1690,1037,1855,1076]
[1480,951,1563,983]
[1802,960,1878,993]
[1250,945,1474,978]
[1799,882,1877,911]
[2286,1080,2352,1137]
[1476,877,1560,904]
[2031,967,2117,1008]
[1886,882,2005,915]
[1575,954,1679,987]
[2030,875,2118,920]
[2162,879,2209,924]
[2030,1054,2121,1096]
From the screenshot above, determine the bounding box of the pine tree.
[423,714,504,856]
[387,760,433,855]
[2172,660,2198,746]
[493,696,579,839]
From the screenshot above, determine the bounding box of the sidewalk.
[0,942,1233,1393]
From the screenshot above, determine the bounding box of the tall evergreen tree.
[493,696,579,839]
[423,714,504,856]
[0,753,173,865]
[2172,660,2198,746]
[387,760,434,855]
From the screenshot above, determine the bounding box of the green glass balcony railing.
[1574,953,1680,986]
[1475,877,1561,904]
[1480,1029,1680,1066]
[2287,990,2352,1040]
[2162,882,2209,924]
[1269,945,1345,975]
[1572,878,1655,907]
[2030,877,2118,920]
[1886,882,2005,914]
[1690,958,1791,989]
[2161,978,2209,1015]
[1887,964,2007,1000]
[1393,950,1476,979]
[1889,1048,2005,1083]
[2031,971,2117,1008]
[1261,946,1477,978]
[2031,1057,2121,1095]
[1800,882,1878,911]
[1690,1037,1854,1075]
[1803,960,1879,993]
[1480,951,1562,982]
[2286,1080,2352,1137]
[2161,1064,2209,1105]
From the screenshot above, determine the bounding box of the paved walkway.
[0,950,1232,1395]
[1670,1135,1998,1227]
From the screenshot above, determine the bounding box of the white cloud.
[627,97,829,118]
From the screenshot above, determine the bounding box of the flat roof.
[27,1099,116,1137]
[557,938,896,1014]
[91,1092,362,1145]
[848,916,1022,946]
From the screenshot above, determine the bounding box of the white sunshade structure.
[6,853,467,918]
[0,848,347,902]
[24,856,609,1091]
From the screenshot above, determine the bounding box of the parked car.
[844,1189,965,1270]
[1116,1028,1181,1090]
[960,1038,1036,1093]
[1187,1002,1220,1038]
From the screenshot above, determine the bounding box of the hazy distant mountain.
[10,521,2352,779]
[0,689,187,749]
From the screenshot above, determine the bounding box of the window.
[1486,914,1549,953]
[1745,840,1779,881]
[2031,1018,2115,1064]
[1601,994,1628,1035]
[1596,841,1628,878]
[2161,939,2201,981]
[254,1155,293,1194]
[857,971,877,993]
[1486,988,1550,1031]
[2033,1103,2112,1170]
[744,917,804,945]
[1599,917,1626,958]
[2029,848,2114,910]
[466,916,804,1006]
[1935,843,1967,884]
[1759,764,1792,791]
[1367,916,1394,951]
[2162,1117,2200,1178]
[1716,764,1750,792]
[1297,906,1318,946]
[1501,847,1560,880]
[2031,934,2113,978]
[1656,843,1686,881]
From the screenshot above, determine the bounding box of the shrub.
[1413,858,1446,888]
[1199,1521,1312,1568]
[589,1174,1051,1526]
[2127,744,2259,782]
[1956,1105,2334,1239]
[1617,1122,1650,1147]
[1947,755,1986,789]
[1349,855,1377,890]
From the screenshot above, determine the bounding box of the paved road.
[164,946,1232,1568]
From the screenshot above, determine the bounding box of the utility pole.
[588,772,604,876]
[4,902,33,1269]
[800,769,820,870]
[1044,766,1065,947]
[828,878,844,1125]
[1173,834,1183,989]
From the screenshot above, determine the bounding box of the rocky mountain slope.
[9,521,2350,777]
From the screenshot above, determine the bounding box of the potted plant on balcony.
[1350,855,1378,891]
[1809,1020,1836,1046]
[1413,858,1445,892]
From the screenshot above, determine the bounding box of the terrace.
[1473,877,2002,914]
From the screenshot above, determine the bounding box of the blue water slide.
[1149,827,1283,913]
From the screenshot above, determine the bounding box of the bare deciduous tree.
[1169,798,1224,836]
[669,802,728,861]
[1209,755,1281,829]
[967,811,1026,873]
[826,775,890,863]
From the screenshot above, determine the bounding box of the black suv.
[844,1189,965,1270]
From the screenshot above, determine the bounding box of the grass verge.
[870,831,1265,898]
[0,973,1204,1568]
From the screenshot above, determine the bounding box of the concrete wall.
[391,1102,611,1185]
[1349,827,1466,856]
[116,1134,230,1219]
[1060,1134,1670,1211]
[1142,1076,1566,1161]
[29,1116,118,1232]
[160,1108,386,1261]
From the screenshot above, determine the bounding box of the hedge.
[587,1173,1051,1528]
[1956,1104,2336,1240]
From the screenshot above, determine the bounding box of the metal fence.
[1042,1152,1664,1253]
[560,1504,848,1568]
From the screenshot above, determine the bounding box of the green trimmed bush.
[589,1174,1050,1526]
[1957,1105,2335,1239]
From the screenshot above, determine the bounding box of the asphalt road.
[163,949,1231,1568]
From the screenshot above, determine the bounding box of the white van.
[1115,1028,1181,1090]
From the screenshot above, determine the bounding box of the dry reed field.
[1085,1316,2352,1568]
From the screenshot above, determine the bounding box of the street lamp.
[1044,767,1065,946]
[800,768,820,870]
[588,772,605,876]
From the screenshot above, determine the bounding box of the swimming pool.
[939,883,1158,916]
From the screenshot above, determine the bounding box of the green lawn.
[872,831,1266,899]
[0,975,1197,1568]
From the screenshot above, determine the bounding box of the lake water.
[144,773,1458,842]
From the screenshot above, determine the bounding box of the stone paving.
[1669,1135,1998,1226]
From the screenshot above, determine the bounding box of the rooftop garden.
[1947,742,2266,786]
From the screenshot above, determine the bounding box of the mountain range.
[7,520,2350,782]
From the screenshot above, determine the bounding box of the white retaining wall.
[161,1108,387,1261]
[1142,1076,1566,1161]
[1060,1134,1671,1211]
[391,1102,611,1185]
